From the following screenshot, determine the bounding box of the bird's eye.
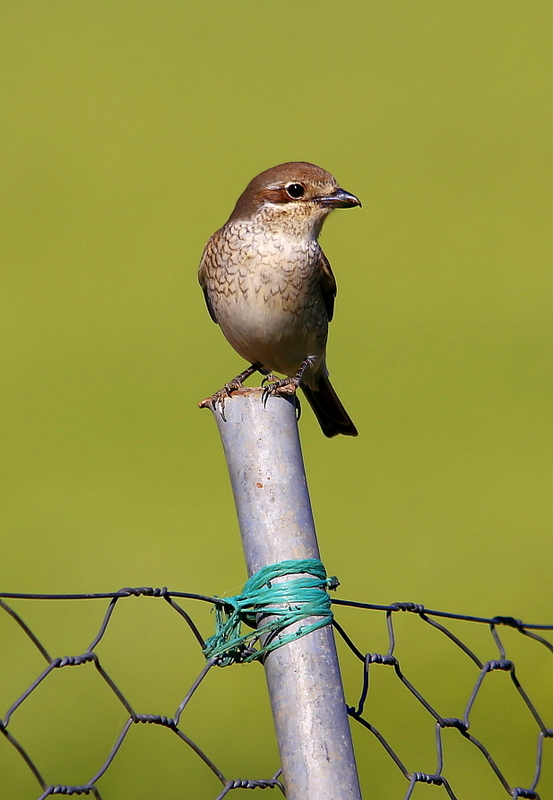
[285,183,305,199]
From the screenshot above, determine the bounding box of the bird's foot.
[199,380,244,420]
[261,357,315,407]
[199,363,264,419]
[261,376,300,406]
[222,376,246,395]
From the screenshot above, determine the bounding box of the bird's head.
[228,162,361,236]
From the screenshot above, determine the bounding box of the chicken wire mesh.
[1,586,551,799]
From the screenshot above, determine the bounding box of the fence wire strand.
[333,598,553,800]
[1,588,551,799]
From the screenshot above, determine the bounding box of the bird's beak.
[317,187,362,209]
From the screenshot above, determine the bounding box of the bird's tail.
[301,374,358,438]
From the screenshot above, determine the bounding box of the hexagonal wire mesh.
[1,587,551,799]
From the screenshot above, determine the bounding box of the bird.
[198,161,360,437]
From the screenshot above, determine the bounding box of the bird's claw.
[261,377,300,407]
[199,380,245,421]
[223,378,245,395]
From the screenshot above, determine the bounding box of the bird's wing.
[317,249,337,322]
[198,239,219,324]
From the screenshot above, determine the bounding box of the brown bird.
[198,161,360,437]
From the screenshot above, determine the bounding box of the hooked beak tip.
[318,188,362,209]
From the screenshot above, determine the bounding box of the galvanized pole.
[204,387,362,800]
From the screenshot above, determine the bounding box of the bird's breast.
[207,226,327,373]
[215,227,319,310]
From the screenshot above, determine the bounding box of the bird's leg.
[261,357,314,406]
[199,362,264,418]
[222,363,264,394]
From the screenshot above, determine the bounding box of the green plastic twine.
[203,559,339,666]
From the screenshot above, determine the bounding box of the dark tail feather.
[301,375,358,438]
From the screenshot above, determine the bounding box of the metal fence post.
[204,387,362,800]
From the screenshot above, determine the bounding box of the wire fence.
[1,586,551,799]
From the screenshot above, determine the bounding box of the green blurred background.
[1,1,552,797]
